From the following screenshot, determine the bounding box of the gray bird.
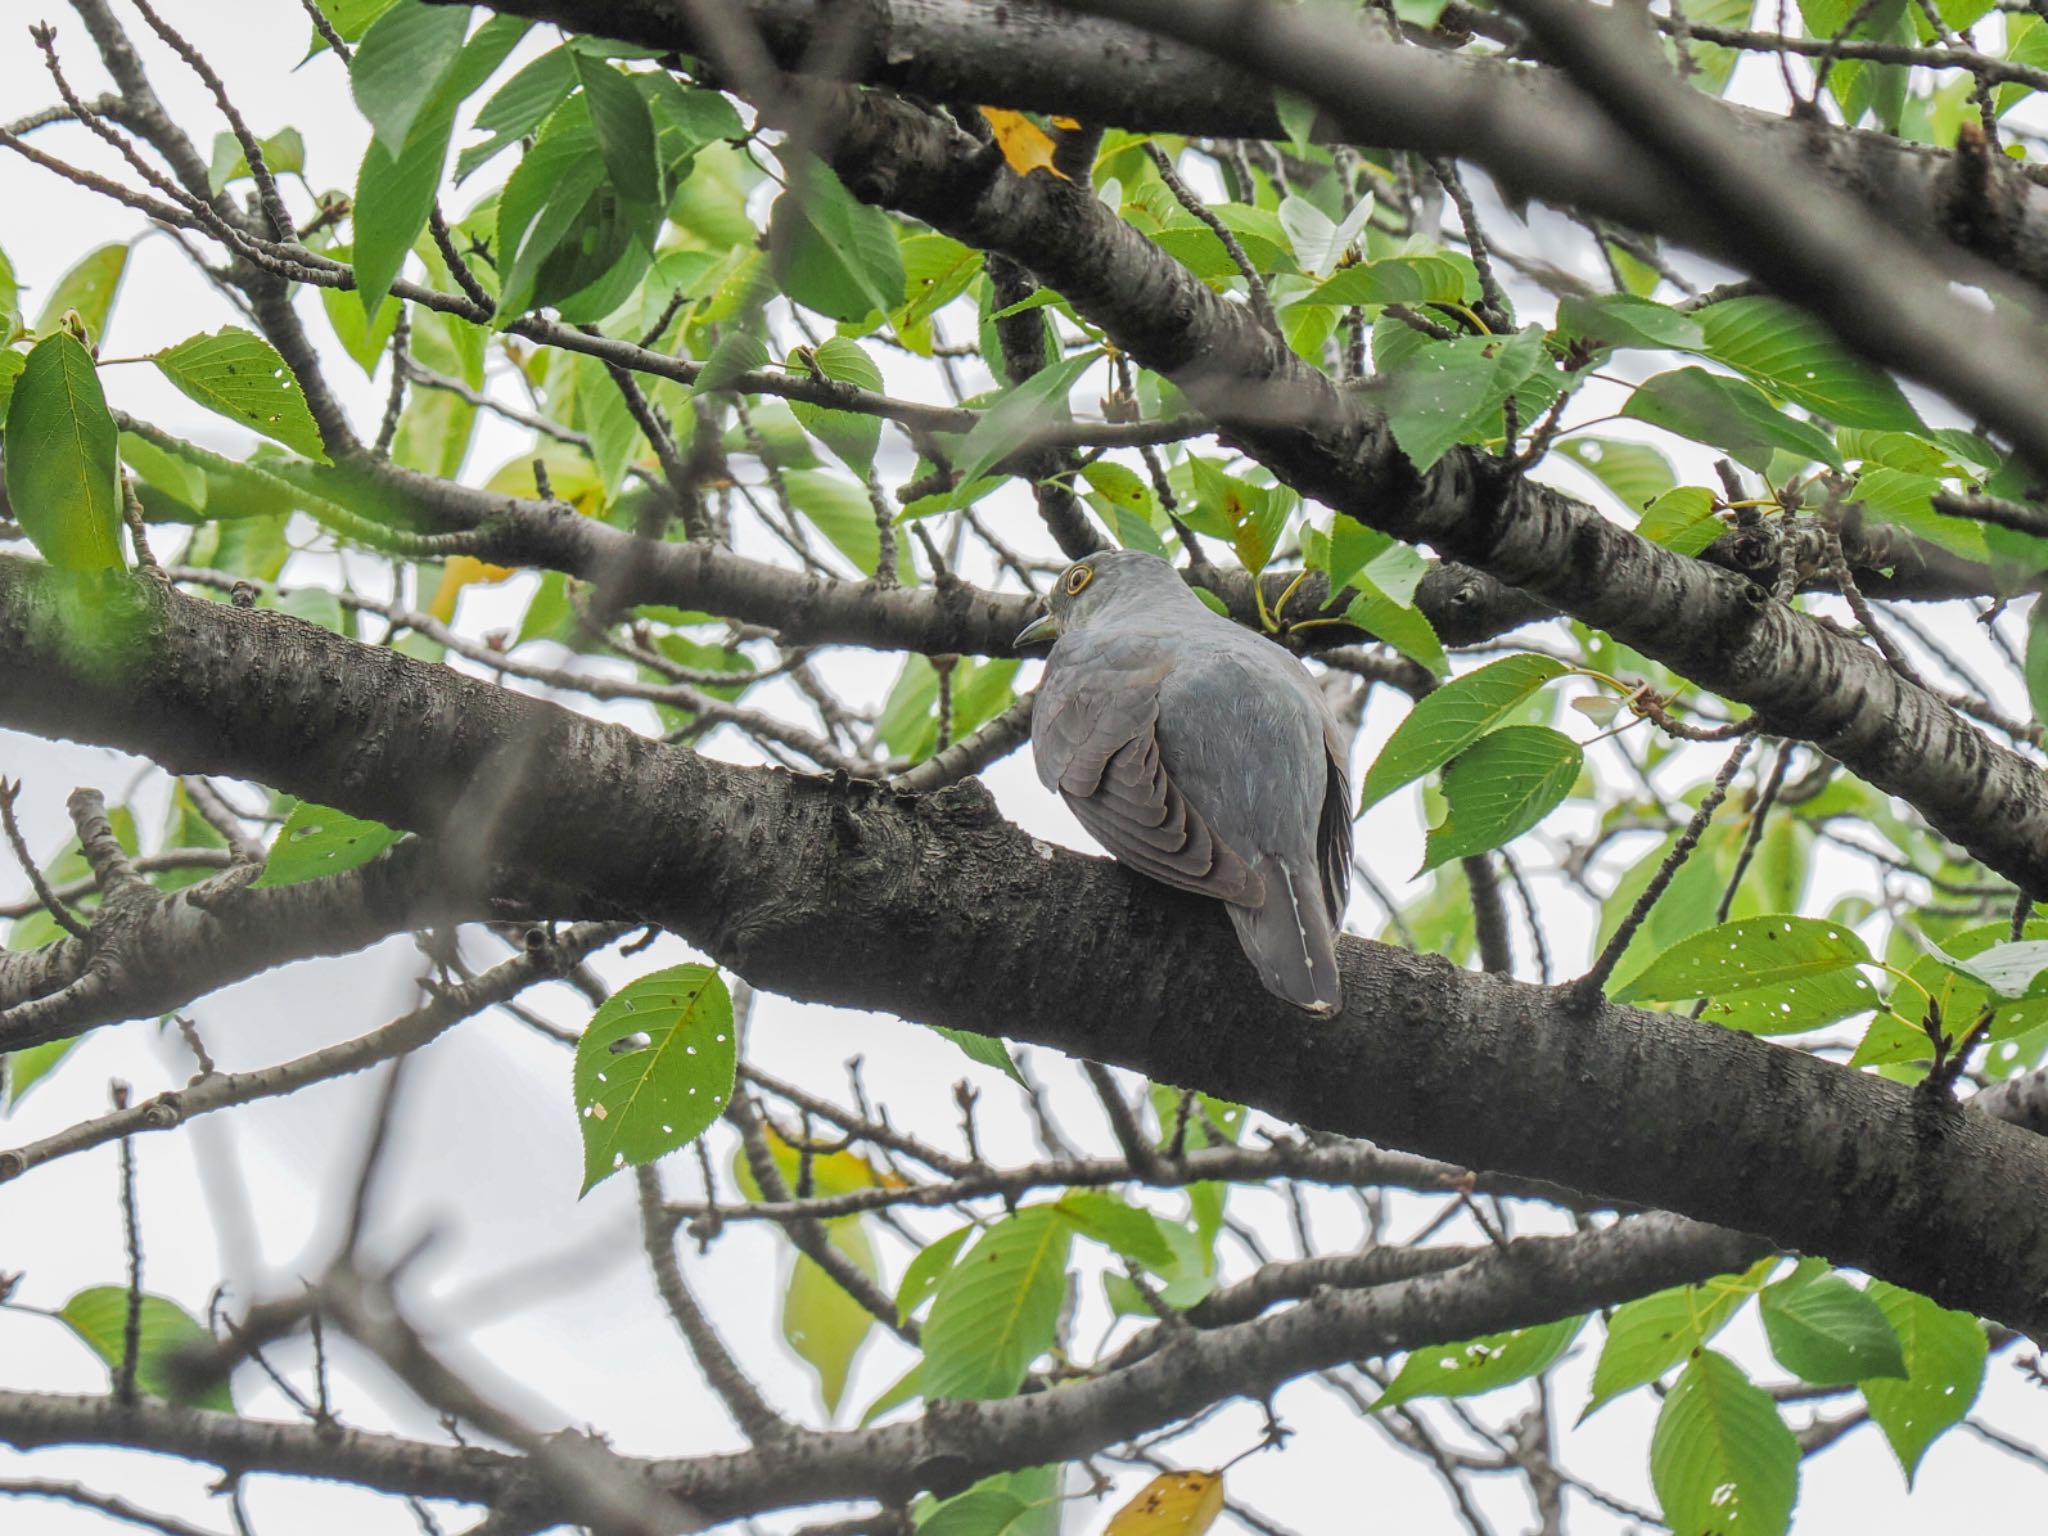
[1016,550,1353,1014]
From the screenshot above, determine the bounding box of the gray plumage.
[1019,550,1352,1014]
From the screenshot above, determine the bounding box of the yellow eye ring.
[1064,564,1093,596]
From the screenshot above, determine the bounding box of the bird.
[1016,550,1353,1014]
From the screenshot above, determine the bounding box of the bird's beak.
[1014,610,1058,648]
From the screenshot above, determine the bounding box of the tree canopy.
[3,1,2048,1533]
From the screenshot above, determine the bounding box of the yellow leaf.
[1103,1470,1224,1536]
[427,555,515,623]
[978,107,1070,181]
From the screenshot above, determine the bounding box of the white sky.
[1,5,2044,1534]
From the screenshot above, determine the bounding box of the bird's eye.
[1065,564,1093,596]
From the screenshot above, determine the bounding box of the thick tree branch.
[0,1213,1759,1526]
[3,564,2046,1334]
[452,0,2048,298]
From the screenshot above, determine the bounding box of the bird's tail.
[1227,857,1343,1015]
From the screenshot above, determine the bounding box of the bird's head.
[1014,550,1190,647]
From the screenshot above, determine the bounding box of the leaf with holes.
[920,1205,1072,1400]
[1926,937,2048,1000]
[255,802,402,887]
[152,329,328,463]
[1860,1281,1987,1483]
[58,1287,233,1411]
[1374,1314,1586,1410]
[1651,1351,1798,1536]
[1760,1269,1907,1386]
[1616,916,1873,1004]
[1104,1469,1225,1536]
[4,332,123,572]
[1420,724,1581,872]
[1584,1257,1777,1418]
[1360,654,1568,811]
[1696,964,1881,1035]
[574,964,735,1194]
[1381,326,1546,472]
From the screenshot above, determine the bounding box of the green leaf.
[1420,725,1581,871]
[1760,1271,1907,1385]
[572,54,660,206]
[1697,296,1921,431]
[1374,1314,1586,1410]
[1585,1258,1776,1418]
[929,1026,1024,1084]
[1318,512,1393,597]
[896,1224,975,1324]
[768,160,906,324]
[573,963,736,1194]
[58,1287,234,1411]
[1305,255,1472,307]
[456,45,576,182]
[951,350,1099,493]
[352,1,472,157]
[1342,584,1447,675]
[1860,1281,1987,1482]
[784,1216,877,1415]
[6,1034,82,1107]
[1926,936,2048,999]
[1623,367,1841,473]
[1635,487,1724,557]
[921,1205,1072,1400]
[314,0,403,45]
[1359,654,1568,810]
[789,337,884,476]
[150,329,329,462]
[255,802,402,887]
[1651,1351,1798,1536]
[208,127,306,193]
[1382,327,1546,472]
[352,14,525,316]
[783,469,884,577]
[1615,916,1873,1004]
[34,243,129,343]
[1557,294,1704,352]
[695,330,769,395]
[917,1488,1033,1536]
[1696,963,1881,1035]
[1556,436,1676,516]
[353,106,457,316]
[0,349,25,421]
[4,332,123,572]
[1054,1191,1177,1272]
[0,239,18,329]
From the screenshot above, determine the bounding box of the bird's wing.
[1034,647,1264,905]
[1317,716,1354,927]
